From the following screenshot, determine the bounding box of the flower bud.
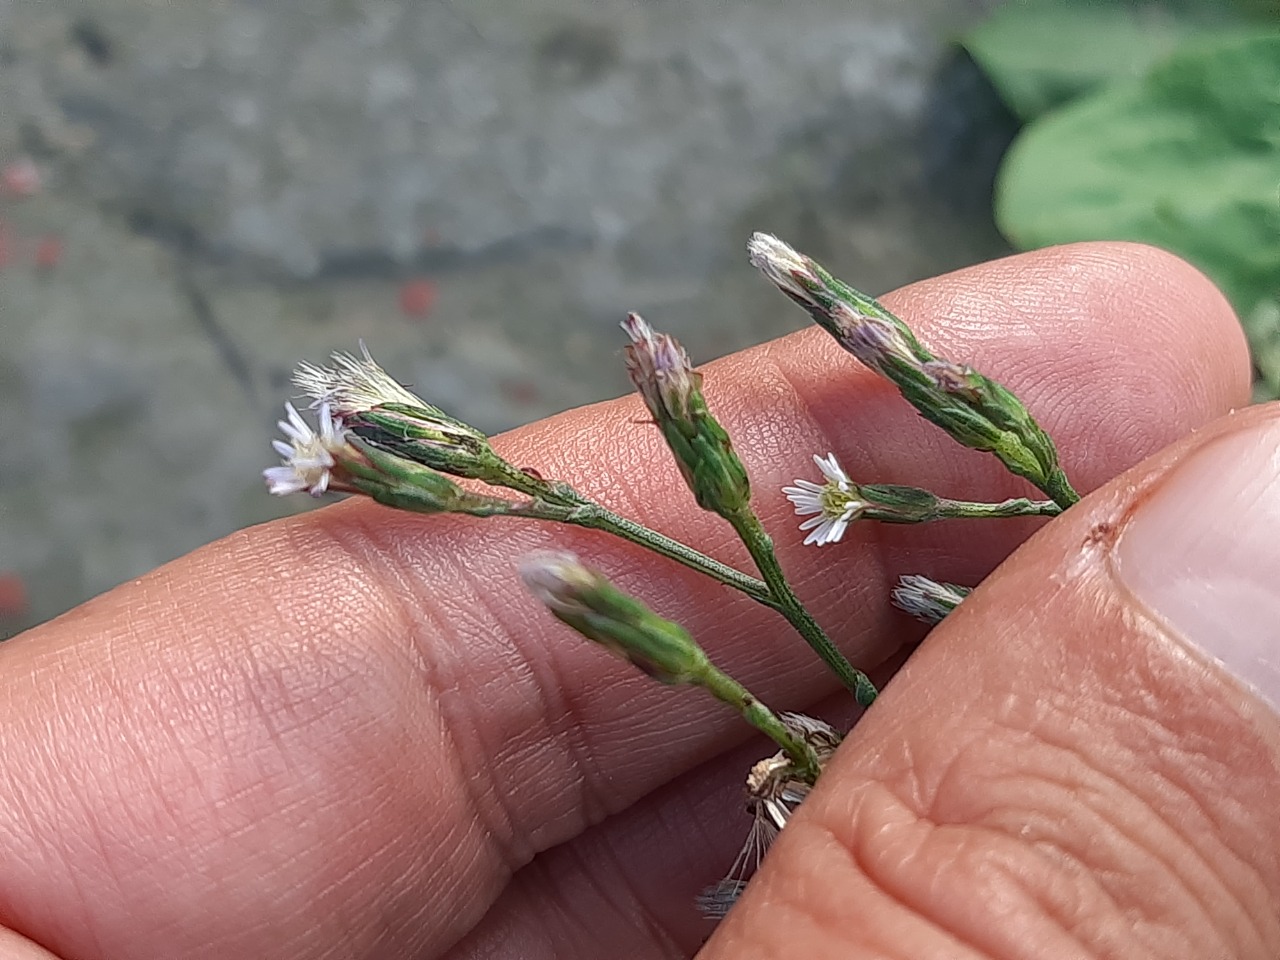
[622,313,751,517]
[519,551,711,685]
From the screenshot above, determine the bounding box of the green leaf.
[995,32,1280,395]
[962,0,1262,121]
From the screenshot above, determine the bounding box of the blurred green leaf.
[995,32,1280,395]
[962,1,1262,121]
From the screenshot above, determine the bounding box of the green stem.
[696,665,821,781]
[485,459,778,607]
[575,507,778,608]
[1041,468,1080,511]
[728,509,877,706]
[932,496,1062,520]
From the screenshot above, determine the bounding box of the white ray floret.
[781,452,866,546]
[263,402,348,497]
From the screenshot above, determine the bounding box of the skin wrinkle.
[447,720,790,960]
[311,511,547,917]
[893,637,1256,955]
[941,724,1224,956]
[846,749,1085,959]
[321,493,680,887]
[500,601,619,833]
[557,828,681,960]
[989,690,1257,948]
[590,817,688,958]
[317,514,532,871]
[748,820,984,960]
[1058,635,1276,951]
[232,526,513,958]
[778,773,1142,960]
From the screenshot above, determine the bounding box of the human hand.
[0,243,1266,959]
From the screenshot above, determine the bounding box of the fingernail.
[1117,415,1280,711]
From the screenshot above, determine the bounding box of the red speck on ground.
[398,278,438,320]
[0,572,28,619]
[499,378,541,406]
[1,158,41,198]
[35,235,64,270]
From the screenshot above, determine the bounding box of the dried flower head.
[699,713,842,919]
[293,344,429,417]
[781,452,866,546]
[263,402,352,497]
[292,345,500,483]
[892,574,971,625]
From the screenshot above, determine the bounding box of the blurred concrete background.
[0,0,1016,634]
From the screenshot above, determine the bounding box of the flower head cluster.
[264,402,353,497]
[291,346,493,482]
[781,452,866,546]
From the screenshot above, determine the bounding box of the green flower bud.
[622,313,751,518]
[519,551,711,685]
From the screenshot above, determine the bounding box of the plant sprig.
[264,232,1080,917]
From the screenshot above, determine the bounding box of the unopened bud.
[622,313,751,517]
[519,551,711,685]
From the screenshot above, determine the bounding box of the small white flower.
[781,452,865,546]
[263,402,348,497]
[293,343,428,416]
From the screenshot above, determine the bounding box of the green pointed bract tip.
[346,439,516,518]
[621,313,751,518]
[519,551,711,685]
[347,404,502,482]
[747,233,1079,509]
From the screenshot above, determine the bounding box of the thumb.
[705,404,1280,960]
